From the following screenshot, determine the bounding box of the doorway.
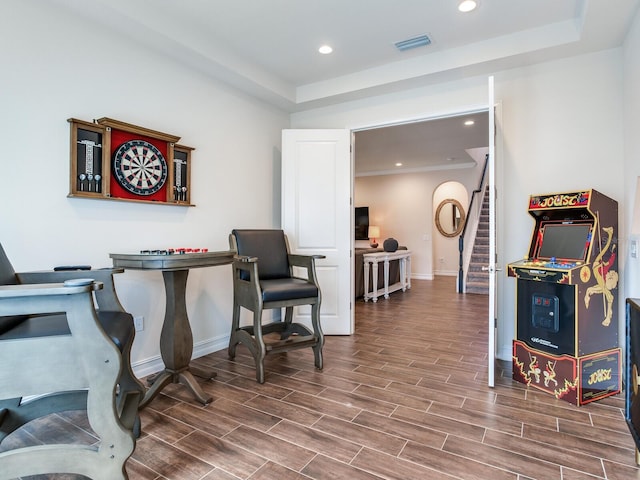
[281,102,499,387]
[350,107,495,385]
[352,110,489,284]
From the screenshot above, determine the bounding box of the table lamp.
[368,225,380,248]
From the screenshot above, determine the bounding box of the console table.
[363,250,411,302]
[110,250,234,408]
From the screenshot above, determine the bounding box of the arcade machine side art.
[626,299,640,465]
[508,189,621,406]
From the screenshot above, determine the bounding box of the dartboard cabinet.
[68,117,193,206]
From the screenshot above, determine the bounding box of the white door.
[487,76,497,387]
[282,129,353,335]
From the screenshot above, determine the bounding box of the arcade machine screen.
[536,222,591,263]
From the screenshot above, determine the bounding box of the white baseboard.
[497,346,512,362]
[434,269,458,276]
[132,334,230,378]
[411,273,434,280]
[130,355,164,379]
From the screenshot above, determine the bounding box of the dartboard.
[113,140,168,195]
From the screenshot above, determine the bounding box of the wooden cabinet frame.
[68,117,194,206]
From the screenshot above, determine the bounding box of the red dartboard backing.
[109,129,169,202]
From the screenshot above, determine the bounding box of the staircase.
[465,189,490,295]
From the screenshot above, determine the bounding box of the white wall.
[292,49,626,360]
[0,1,288,374]
[624,8,640,300]
[497,51,625,359]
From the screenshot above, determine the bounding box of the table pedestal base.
[140,269,216,408]
[140,366,215,408]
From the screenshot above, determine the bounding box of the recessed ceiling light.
[395,162,403,167]
[318,45,333,54]
[458,0,477,12]
[464,120,475,126]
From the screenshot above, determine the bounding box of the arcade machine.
[626,298,640,464]
[508,189,620,405]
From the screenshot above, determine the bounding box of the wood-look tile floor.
[5,277,640,479]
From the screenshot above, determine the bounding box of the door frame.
[349,104,492,278]
[349,103,502,385]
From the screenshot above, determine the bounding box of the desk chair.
[0,242,145,480]
[229,229,324,383]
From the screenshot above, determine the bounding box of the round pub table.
[110,250,234,408]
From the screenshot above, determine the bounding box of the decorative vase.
[383,238,398,252]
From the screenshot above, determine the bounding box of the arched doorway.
[432,181,468,277]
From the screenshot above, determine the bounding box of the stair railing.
[457,154,489,293]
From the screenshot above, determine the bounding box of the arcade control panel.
[507,257,584,283]
[514,257,582,269]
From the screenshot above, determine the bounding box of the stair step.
[466,281,489,295]
[470,262,489,269]
[467,279,488,286]
[469,259,488,266]
[467,267,489,281]
[468,265,489,273]
[466,280,489,287]
[466,286,489,295]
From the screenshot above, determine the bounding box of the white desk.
[363,250,411,302]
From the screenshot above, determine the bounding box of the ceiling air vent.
[394,34,432,52]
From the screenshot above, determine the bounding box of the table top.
[362,250,411,260]
[110,250,235,271]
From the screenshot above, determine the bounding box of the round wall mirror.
[435,198,465,237]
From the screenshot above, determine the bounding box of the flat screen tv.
[537,222,591,261]
[355,206,369,240]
